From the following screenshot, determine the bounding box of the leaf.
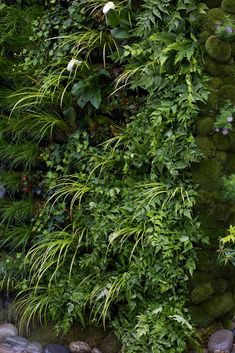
[77,90,92,108]
[90,89,102,109]
[111,28,130,39]
[106,10,120,28]
[71,81,87,95]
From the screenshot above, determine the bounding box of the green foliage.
[0,0,209,352]
[214,100,235,134]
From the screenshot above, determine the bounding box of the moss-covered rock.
[205,35,231,63]
[209,77,224,89]
[213,133,230,151]
[190,271,213,288]
[217,84,235,104]
[195,117,214,136]
[196,137,216,157]
[215,151,227,163]
[204,55,226,76]
[192,160,222,191]
[191,283,214,304]
[188,305,214,328]
[196,249,216,272]
[229,130,235,151]
[203,292,234,318]
[212,279,228,294]
[199,8,228,34]
[225,153,235,173]
[221,0,235,14]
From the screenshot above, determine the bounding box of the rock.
[208,329,233,352]
[191,283,214,304]
[3,336,28,347]
[232,343,235,352]
[203,292,234,318]
[99,334,121,353]
[69,341,91,353]
[25,342,43,353]
[0,324,18,342]
[91,349,102,353]
[188,305,214,328]
[222,0,235,13]
[43,344,69,353]
[205,36,231,63]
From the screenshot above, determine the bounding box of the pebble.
[42,343,69,353]
[69,341,91,353]
[0,324,18,342]
[208,329,234,353]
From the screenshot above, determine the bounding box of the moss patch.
[192,160,222,192]
[215,151,227,163]
[217,84,235,104]
[199,8,228,34]
[195,117,214,136]
[204,0,222,8]
[188,305,214,328]
[196,137,216,157]
[221,0,235,14]
[191,283,214,304]
[205,35,231,63]
[203,292,234,318]
[225,153,235,173]
[213,133,230,151]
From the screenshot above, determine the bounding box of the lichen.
[205,35,231,63]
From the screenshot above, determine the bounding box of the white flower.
[102,1,115,15]
[67,58,82,72]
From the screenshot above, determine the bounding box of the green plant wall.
[0,0,218,352]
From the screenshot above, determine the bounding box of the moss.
[192,160,222,192]
[191,283,214,304]
[199,8,228,34]
[215,151,227,163]
[225,153,235,173]
[195,137,216,157]
[213,133,230,151]
[212,279,228,294]
[223,63,235,77]
[195,117,214,136]
[229,130,235,151]
[204,0,222,8]
[231,42,235,57]
[203,292,234,318]
[205,35,231,63]
[190,271,213,288]
[196,249,217,272]
[208,77,224,89]
[188,305,214,328]
[221,0,235,14]
[207,90,219,112]
[199,31,210,45]
[217,84,235,104]
[229,211,235,225]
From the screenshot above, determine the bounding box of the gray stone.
[24,342,43,353]
[3,336,28,347]
[69,341,91,353]
[208,329,234,353]
[0,324,18,342]
[43,344,69,353]
[232,343,235,352]
[91,349,102,353]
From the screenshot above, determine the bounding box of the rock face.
[69,341,91,353]
[208,329,234,352]
[0,324,18,342]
